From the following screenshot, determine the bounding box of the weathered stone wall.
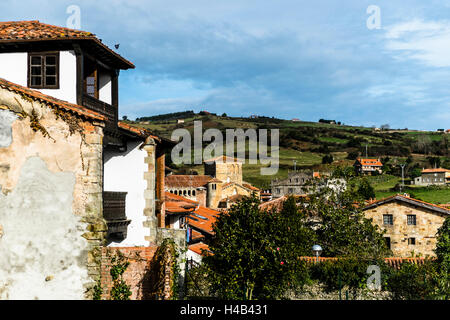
[0,88,106,299]
[364,202,447,257]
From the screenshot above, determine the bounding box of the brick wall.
[100,246,158,300]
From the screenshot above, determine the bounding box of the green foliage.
[436,216,450,273]
[108,250,132,300]
[92,279,103,300]
[357,178,376,200]
[203,195,312,299]
[308,257,383,292]
[385,261,442,300]
[322,154,334,164]
[149,239,179,300]
[299,180,390,259]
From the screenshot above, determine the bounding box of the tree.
[347,151,359,160]
[298,180,389,259]
[322,154,334,164]
[203,195,312,299]
[357,178,376,200]
[436,216,450,273]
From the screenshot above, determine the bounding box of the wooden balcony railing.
[103,191,128,221]
[82,94,118,129]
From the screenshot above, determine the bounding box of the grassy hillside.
[125,112,450,202]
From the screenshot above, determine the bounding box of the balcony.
[103,191,130,242]
[82,94,118,131]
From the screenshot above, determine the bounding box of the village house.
[353,158,383,175]
[271,171,326,199]
[165,155,260,209]
[0,20,182,300]
[413,168,450,186]
[363,195,450,257]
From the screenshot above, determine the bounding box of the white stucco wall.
[98,73,112,105]
[0,51,77,104]
[104,140,149,247]
[186,249,203,264]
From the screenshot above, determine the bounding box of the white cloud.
[384,19,450,67]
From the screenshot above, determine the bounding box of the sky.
[1,0,450,130]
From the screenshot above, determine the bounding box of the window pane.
[45,76,56,86]
[45,66,56,76]
[45,55,56,65]
[31,66,42,76]
[86,85,95,94]
[86,77,95,85]
[31,76,42,86]
[31,56,41,65]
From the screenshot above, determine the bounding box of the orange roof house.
[354,158,383,175]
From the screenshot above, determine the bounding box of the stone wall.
[364,201,447,257]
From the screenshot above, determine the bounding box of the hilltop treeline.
[136,110,195,122]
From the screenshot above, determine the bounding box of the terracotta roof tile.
[422,168,450,173]
[363,194,450,214]
[0,20,134,69]
[188,242,212,256]
[356,158,383,166]
[165,175,214,188]
[0,77,105,121]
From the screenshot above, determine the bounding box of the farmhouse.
[363,195,450,257]
[354,158,383,175]
[413,168,450,186]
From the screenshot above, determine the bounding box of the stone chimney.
[196,187,207,207]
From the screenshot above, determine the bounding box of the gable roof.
[187,206,220,235]
[165,191,198,215]
[0,20,134,69]
[165,175,214,188]
[355,158,383,166]
[421,168,450,173]
[363,194,450,216]
[0,77,105,121]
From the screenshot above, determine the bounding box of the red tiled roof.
[364,194,450,215]
[0,21,134,69]
[356,158,383,166]
[165,191,198,215]
[187,206,220,235]
[299,256,433,269]
[0,77,105,121]
[188,242,212,256]
[422,168,450,173]
[243,183,260,191]
[259,196,288,212]
[165,175,214,188]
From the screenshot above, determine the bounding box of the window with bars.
[28,52,59,89]
[407,215,417,225]
[408,237,416,245]
[383,214,393,225]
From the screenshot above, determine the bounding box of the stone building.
[413,168,450,186]
[165,156,260,209]
[363,195,450,257]
[0,21,182,300]
[271,171,320,199]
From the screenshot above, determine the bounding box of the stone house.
[271,170,321,199]
[165,155,260,209]
[363,195,450,257]
[413,168,450,186]
[0,21,181,300]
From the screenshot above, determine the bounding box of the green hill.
[125,112,450,193]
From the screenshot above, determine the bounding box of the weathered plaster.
[0,109,17,148]
[0,157,89,299]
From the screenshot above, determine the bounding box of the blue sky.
[2,0,450,130]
